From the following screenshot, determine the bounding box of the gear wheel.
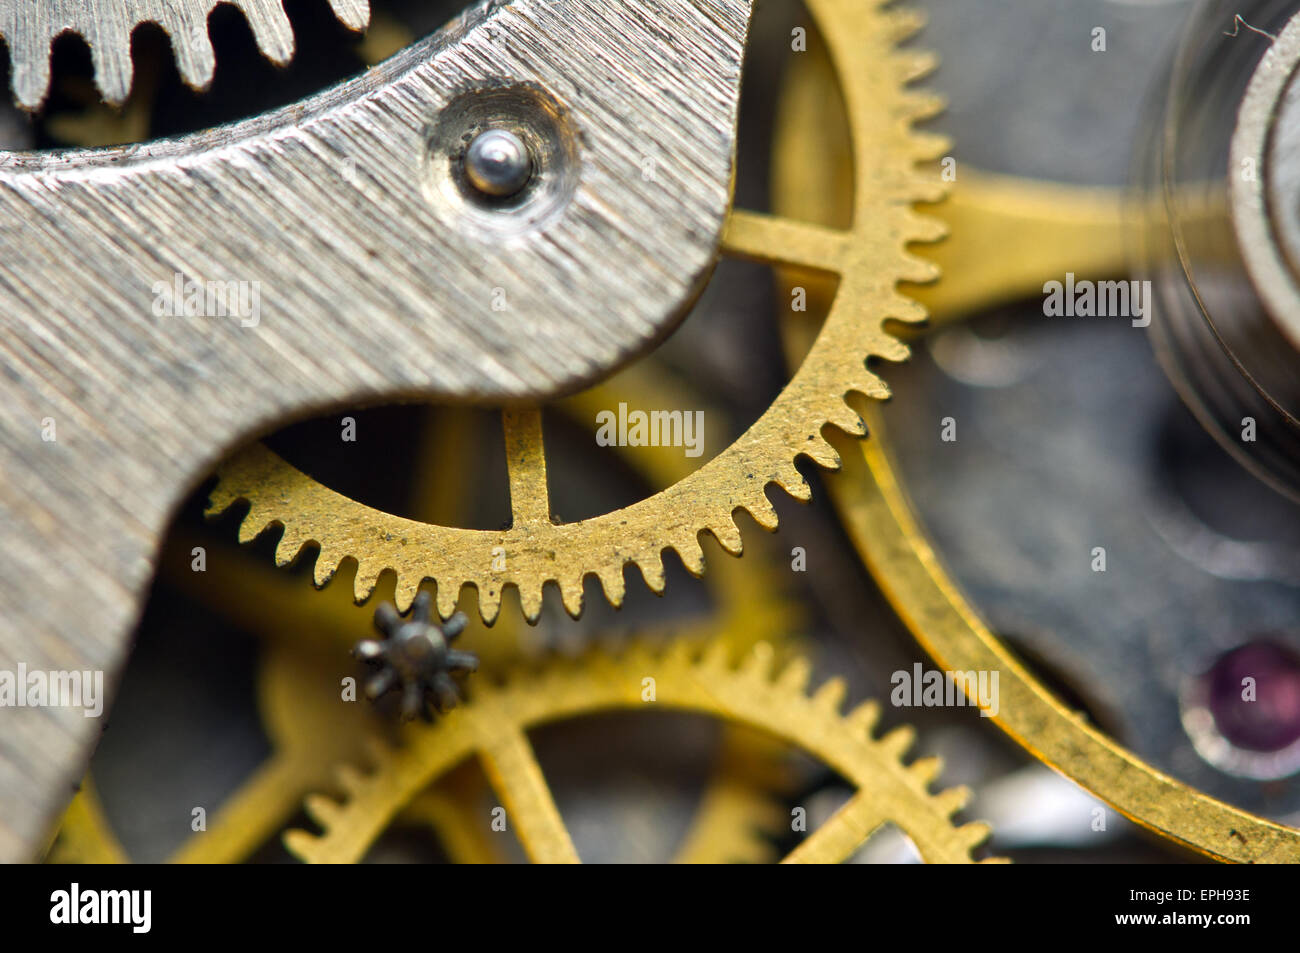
[0,0,371,110]
[207,0,946,624]
[284,639,997,864]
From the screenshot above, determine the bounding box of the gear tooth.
[740,642,776,680]
[876,337,911,364]
[901,252,941,284]
[909,131,953,165]
[274,530,305,567]
[313,550,341,587]
[393,576,421,614]
[596,565,626,608]
[282,829,322,863]
[811,676,847,712]
[329,0,373,32]
[485,582,512,623]
[205,482,242,515]
[774,464,813,501]
[242,0,296,66]
[908,755,943,786]
[672,536,706,576]
[896,49,939,83]
[829,404,867,437]
[847,699,881,733]
[899,91,947,123]
[237,513,269,545]
[777,656,812,693]
[700,641,732,672]
[90,33,135,105]
[801,435,841,471]
[167,19,218,92]
[933,785,971,817]
[706,518,744,555]
[558,576,584,618]
[435,584,459,621]
[736,496,775,533]
[661,637,696,670]
[905,211,948,245]
[884,6,928,42]
[353,563,380,603]
[334,763,367,796]
[888,292,931,324]
[880,724,917,758]
[958,820,994,851]
[304,793,342,828]
[8,31,53,111]
[637,554,667,594]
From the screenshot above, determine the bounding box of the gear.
[0,0,371,110]
[354,596,477,721]
[207,0,946,625]
[284,639,997,864]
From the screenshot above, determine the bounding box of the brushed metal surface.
[0,0,751,860]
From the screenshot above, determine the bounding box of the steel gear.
[354,596,477,720]
[207,0,946,625]
[0,0,371,110]
[284,639,997,864]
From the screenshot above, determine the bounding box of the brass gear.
[284,639,998,864]
[207,0,947,624]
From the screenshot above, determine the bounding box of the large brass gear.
[207,0,947,624]
[284,639,998,864]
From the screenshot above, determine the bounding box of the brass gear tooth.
[434,583,460,621]
[352,562,382,603]
[672,535,706,576]
[700,640,732,672]
[274,529,307,567]
[811,676,847,713]
[902,211,949,246]
[739,641,776,681]
[482,581,511,623]
[595,564,627,607]
[636,553,668,594]
[557,576,585,617]
[881,5,928,43]
[826,405,866,438]
[959,820,996,852]
[303,793,343,828]
[394,576,423,614]
[334,763,367,797]
[908,755,943,786]
[312,549,343,588]
[879,724,917,759]
[846,699,881,734]
[740,493,779,532]
[799,435,840,471]
[898,90,947,125]
[900,252,941,284]
[236,511,269,545]
[895,49,940,84]
[776,656,812,693]
[705,517,744,555]
[931,785,971,818]
[771,465,813,502]
[282,828,324,864]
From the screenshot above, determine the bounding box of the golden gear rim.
[206,0,948,624]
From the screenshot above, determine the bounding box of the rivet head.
[464,128,532,198]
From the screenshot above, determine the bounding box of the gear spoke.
[722,209,848,274]
[781,790,888,864]
[477,728,580,864]
[502,408,553,527]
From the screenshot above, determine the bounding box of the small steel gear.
[208,0,946,624]
[284,639,998,864]
[354,595,477,721]
[0,0,371,110]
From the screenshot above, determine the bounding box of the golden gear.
[768,25,1300,864]
[45,376,801,864]
[284,639,999,864]
[206,0,947,624]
